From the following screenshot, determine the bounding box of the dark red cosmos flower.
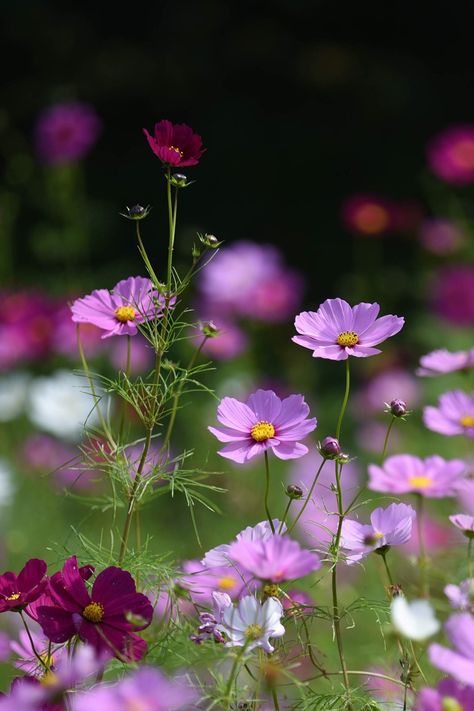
[143,119,204,167]
[36,556,153,662]
[0,558,47,612]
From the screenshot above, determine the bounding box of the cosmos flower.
[36,556,153,662]
[201,519,285,568]
[71,276,163,339]
[450,514,474,538]
[10,628,64,677]
[427,124,474,185]
[368,454,466,498]
[34,101,101,164]
[217,595,285,653]
[432,265,474,327]
[416,348,474,377]
[0,559,47,613]
[340,503,416,564]
[293,298,404,361]
[445,579,474,612]
[415,678,474,711]
[179,559,255,603]
[143,119,204,167]
[418,218,465,255]
[429,612,474,687]
[341,193,395,236]
[423,390,474,440]
[208,389,317,463]
[228,534,321,582]
[391,597,440,641]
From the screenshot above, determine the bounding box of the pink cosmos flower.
[208,389,317,463]
[10,628,65,677]
[0,559,47,613]
[340,503,416,564]
[71,276,163,339]
[423,390,474,439]
[293,298,404,360]
[201,519,285,568]
[445,579,474,612]
[450,513,474,537]
[36,556,153,662]
[179,560,255,603]
[356,367,421,413]
[432,264,474,326]
[143,119,204,167]
[417,348,474,377]
[34,102,101,165]
[368,454,466,498]
[429,612,474,688]
[228,535,321,582]
[419,218,465,255]
[427,124,474,184]
[342,194,395,236]
[415,678,474,711]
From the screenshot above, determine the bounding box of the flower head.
[368,454,466,498]
[208,389,317,463]
[417,348,474,377]
[391,597,440,641]
[450,514,474,539]
[445,578,474,612]
[419,218,465,255]
[427,124,474,184]
[201,519,285,569]
[0,559,47,613]
[34,101,101,164]
[179,559,255,603]
[143,119,204,167]
[293,298,404,360]
[228,534,321,583]
[432,264,474,327]
[429,612,474,687]
[341,503,416,564]
[217,595,285,653]
[423,390,474,440]
[415,678,474,711]
[71,276,164,339]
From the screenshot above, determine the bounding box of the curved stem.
[271,687,280,711]
[118,427,152,564]
[310,669,408,689]
[19,611,48,671]
[335,358,350,440]
[264,451,275,534]
[381,416,395,461]
[286,457,327,535]
[380,550,394,586]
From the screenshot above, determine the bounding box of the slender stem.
[118,335,132,444]
[271,687,280,711]
[468,538,473,579]
[166,167,178,296]
[381,416,395,461]
[264,451,275,533]
[19,611,48,670]
[135,221,160,286]
[403,681,408,711]
[415,494,429,597]
[286,457,327,535]
[224,644,248,707]
[380,550,394,586]
[335,358,350,440]
[310,669,408,689]
[118,427,152,564]
[278,499,293,534]
[409,640,427,683]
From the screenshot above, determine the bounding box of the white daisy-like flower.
[217,595,285,653]
[391,596,440,641]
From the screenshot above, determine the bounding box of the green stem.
[224,644,248,707]
[286,457,327,535]
[264,451,275,534]
[118,427,152,564]
[310,669,409,688]
[380,550,394,586]
[118,335,132,443]
[271,687,280,711]
[135,221,160,287]
[468,538,473,579]
[20,611,48,670]
[335,358,350,440]
[415,494,429,597]
[381,416,395,460]
[166,167,178,296]
[278,499,293,534]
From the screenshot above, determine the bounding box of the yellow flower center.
[251,421,275,442]
[41,671,59,688]
[245,623,263,640]
[460,415,474,428]
[6,592,20,601]
[115,306,137,323]
[169,145,184,157]
[409,475,432,489]
[218,576,237,591]
[82,601,104,623]
[337,331,359,347]
[442,698,463,711]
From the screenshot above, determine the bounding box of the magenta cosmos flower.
[415,678,474,711]
[427,124,474,185]
[0,558,47,613]
[36,556,153,662]
[417,348,474,377]
[293,298,404,360]
[143,119,204,167]
[228,534,321,583]
[340,503,416,564]
[34,101,101,165]
[429,613,474,688]
[368,454,466,498]
[423,390,474,440]
[71,276,162,339]
[208,389,317,463]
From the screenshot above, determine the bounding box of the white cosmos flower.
[28,370,105,441]
[217,595,285,653]
[0,372,31,421]
[391,596,440,641]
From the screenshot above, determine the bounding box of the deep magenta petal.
[17,558,47,593]
[92,566,137,603]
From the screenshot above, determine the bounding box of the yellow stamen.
[441,697,463,711]
[373,532,384,540]
[41,671,59,687]
[460,415,474,428]
[217,576,236,591]
[115,305,136,323]
[409,476,432,489]
[245,623,263,640]
[337,331,359,347]
[251,421,275,442]
[83,601,104,623]
[6,592,20,601]
[169,145,184,157]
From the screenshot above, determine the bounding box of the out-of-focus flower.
[109,334,153,374]
[423,390,474,439]
[28,370,103,441]
[0,372,31,421]
[34,101,101,165]
[201,520,285,568]
[228,534,321,582]
[450,513,474,538]
[196,317,248,361]
[341,503,416,564]
[282,589,314,615]
[417,348,474,377]
[10,628,65,676]
[356,421,403,455]
[364,665,412,710]
[342,194,395,236]
[0,558,47,613]
[21,434,98,490]
[0,291,55,370]
[143,119,204,167]
[217,595,285,653]
[71,276,164,339]
[53,305,104,359]
[429,612,474,687]
[432,265,474,326]
[293,298,404,361]
[391,597,440,641]
[368,454,466,497]
[179,559,255,604]
[415,678,474,711]
[427,125,474,185]
[357,368,420,413]
[445,578,474,612]
[419,218,465,255]
[209,389,316,463]
[401,515,456,556]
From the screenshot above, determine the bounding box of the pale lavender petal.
[445,612,474,658]
[272,441,308,460]
[318,298,355,332]
[423,406,463,435]
[217,442,252,463]
[276,419,317,441]
[351,302,380,333]
[346,345,382,357]
[428,643,474,687]
[207,425,249,443]
[246,390,282,422]
[216,397,256,430]
[359,314,405,346]
[274,394,309,428]
[309,345,349,360]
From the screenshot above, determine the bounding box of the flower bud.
[170,172,189,188]
[198,232,222,249]
[319,436,341,459]
[200,320,220,338]
[286,484,303,499]
[388,583,403,598]
[120,204,151,220]
[390,399,408,417]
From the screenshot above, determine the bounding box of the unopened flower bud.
[286,484,303,499]
[199,232,222,249]
[390,399,408,417]
[200,320,220,338]
[120,204,151,220]
[170,173,189,188]
[319,436,341,459]
[389,584,403,598]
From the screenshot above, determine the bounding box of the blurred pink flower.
[401,515,457,555]
[53,304,104,358]
[368,454,466,498]
[418,218,465,255]
[423,390,474,440]
[417,348,474,377]
[355,420,402,455]
[22,434,99,490]
[194,316,249,360]
[109,334,154,373]
[427,124,474,184]
[342,194,395,236]
[34,101,101,164]
[357,367,421,414]
[0,291,55,370]
[432,264,474,326]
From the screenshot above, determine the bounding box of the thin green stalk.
[20,611,48,670]
[118,427,152,564]
[310,669,409,688]
[278,499,293,534]
[135,221,160,286]
[409,640,427,683]
[224,643,248,707]
[286,457,327,535]
[166,167,178,295]
[379,550,394,586]
[271,687,280,711]
[118,335,131,443]
[415,494,429,597]
[335,358,350,440]
[468,538,473,579]
[264,451,275,533]
[381,416,395,460]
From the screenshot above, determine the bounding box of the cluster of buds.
[189,611,225,645]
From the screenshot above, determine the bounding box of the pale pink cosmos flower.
[208,389,317,463]
[416,348,474,377]
[228,534,321,583]
[71,276,163,339]
[415,678,474,711]
[368,454,466,498]
[429,612,474,688]
[423,390,474,439]
[201,519,285,568]
[445,578,474,612]
[293,298,404,360]
[340,503,416,564]
[450,513,474,537]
